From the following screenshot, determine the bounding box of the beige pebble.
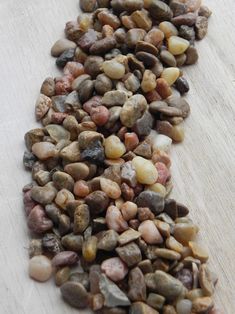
[189,241,209,263]
[105,135,126,159]
[51,38,76,57]
[146,183,166,197]
[141,70,157,93]
[159,21,178,38]
[132,156,158,185]
[100,178,122,199]
[171,125,185,142]
[161,67,180,86]
[103,60,125,80]
[32,142,57,160]
[120,201,138,221]
[168,36,190,56]
[29,255,52,282]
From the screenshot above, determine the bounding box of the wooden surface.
[0,0,234,313]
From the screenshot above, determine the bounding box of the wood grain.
[0,0,234,313]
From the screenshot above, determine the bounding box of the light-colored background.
[0,0,234,313]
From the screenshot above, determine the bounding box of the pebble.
[100,177,122,199]
[51,39,77,57]
[116,242,142,267]
[60,281,89,308]
[149,0,173,21]
[134,140,152,159]
[52,171,74,191]
[56,49,75,68]
[28,239,43,258]
[147,293,165,311]
[176,299,192,314]
[156,78,172,99]
[80,0,96,12]
[154,248,181,261]
[138,220,163,244]
[61,234,83,251]
[52,251,79,267]
[132,156,158,185]
[131,10,152,31]
[146,183,166,197]
[192,297,214,313]
[55,188,75,209]
[175,77,189,94]
[199,264,214,296]
[64,162,89,181]
[29,255,52,282]
[97,230,119,251]
[145,28,165,47]
[189,241,209,263]
[170,1,187,17]
[128,267,146,301]
[102,90,128,107]
[105,135,126,159]
[126,28,146,48]
[136,190,165,214]
[159,21,178,38]
[120,201,138,221]
[74,204,90,234]
[130,302,159,314]
[103,59,125,79]
[106,205,128,233]
[168,36,190,55]
[179,25,195,42]
[84,55,103,78]
[42,233,63,254]
[82,236,98,262]
[141,70,156,93]
[124,133,139,152]
[85,190,109,214]
[151,133,173,152]
[40,77,55,97]
[69,272,89,290]
[99,274,131,307]
[172,12,197,26]
[35,94,52,121]
[90,36,117,55]
[199,5,212,18]
[161,67,180,86]
[153,271,184,301]
[118,229,141,246]
[101,257,128,282]
[124,73,140,93]
[185,46,199,65]
[30,185,57,205]
[55,267,70,286]
[95,74,113,95]
[32,142,57,160]
[160,50,176,67]
[133,110,154,138]
[174,222,199,245]
[195,16,208,40]
[166,96,190,118]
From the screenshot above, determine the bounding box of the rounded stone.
[29,255,52,282]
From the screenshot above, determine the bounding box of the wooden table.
[0,0,234,313]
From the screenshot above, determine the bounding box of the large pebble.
[29,255,52,282]
[132,156,158,185]
[60,281,88,308]
[99,274,131,307]
[101,257,128,282]
[136,190,164,214]
[138,220,163,244]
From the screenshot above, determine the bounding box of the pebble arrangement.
[22,0,221,313]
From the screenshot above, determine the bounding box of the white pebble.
[29,255,52,282]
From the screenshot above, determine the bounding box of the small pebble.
[101,257,128,282]
[103,60,125,79]
[138,220,163,244]
[29,255,52,282]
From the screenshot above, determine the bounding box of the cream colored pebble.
[29,255,52,282]
[168,36,190,55]
[159,21,178,38]
[105,135,126,159]
[141,70,157,93]
[103,60,125,80]
[145,183,166,197]
[100,177,122,200]
[171,125,185,142]
[161,67,180,86]
[132,156,158,185]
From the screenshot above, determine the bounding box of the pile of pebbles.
[22,0,221,313]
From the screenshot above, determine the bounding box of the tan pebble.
[189,241,209,263]
[105,135,126,159]
[29,255,52,282]
[131,10,152,31]
[120,201,138,221]
[55,188,75,209]
[132,156,158,185]
[146,183,166,197]
[32,142,57,160]
[161,67,180,86]
[103,60,125,80]
[144,28,164,47]
[121,15,137,29]
[106,205,129,233]
[141,70,157,93]
[168,36,190,56]
[100,177,122,199]
[192,297,214,313]
[174,223,199,245]
[166,236,184,253]
[138,220,163,244]
[55,267,70,286]
[159,21,178,38]
[154,220,171,238]
[101,257,128,282]
[171,124,185,142]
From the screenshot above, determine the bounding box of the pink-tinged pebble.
[90,106,110,126]
[101,257,128,282]
[105,205,129,233]
[124,133,139,151]
[83,96,103,113]
[152,149,171,168]
[74,180,90,197]
[55,75,73,95]
[29,255,52,282]
[63,62,84,78]
[120,201,138,221]
[208,308,224,314]
[155,162,171,185]
[24,190,37,216]
[138,220,163,244]
[27,205,53,234]
[51,251,79,267]
[51,112,68,124]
